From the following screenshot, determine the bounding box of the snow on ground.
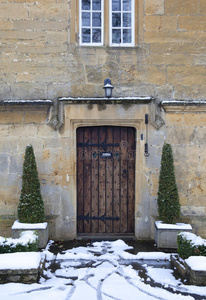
[0,239,206,300]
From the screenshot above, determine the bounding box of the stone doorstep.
[0,255,46,284]
[171,254,206,286]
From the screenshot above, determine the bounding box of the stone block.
[150,172,159,197]
[171,254,206,286]
[145,0,165,15]
[133,84,155,97]
[0,252,45,284]
[0,138,18,153]
[47,83,71,100]
[0,112,24,124]
[0,20,13,30]
[9,124,38,137]
[28,3,69,20]
[16,44,68,55]
[188,197,206,207]
[199,148,206,167]
[148,54,193,66]
[11,83,47,100]
[183,113,206,127]
[0,30,46,44]
[145,145,162,169]
[150,43,206,55]
[181,206,205,217]
[24,111,48,124]
[145,16,177,32]
[0,154,9,173]
[165,0,198,14]
[37,126,54,138]
[172,144,200,172]
[70,84,96,98]
[166,126,195,144]
[144,31,196,44]
[0,125,9,138]
[0,83,12,100]
[13,20,68,31]
[178,16,206,32]
[167,66,206,85]
[154,84,173,100]
[174,85,206,101]
[0,204,16,216]
[199,0,206,13]
[166,113,184,127]
[46,31,68,44]
[0,3,28,19]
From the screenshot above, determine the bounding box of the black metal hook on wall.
[144,114,150,157]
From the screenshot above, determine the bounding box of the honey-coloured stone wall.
[0,0,206,101]
[0,0,206,240]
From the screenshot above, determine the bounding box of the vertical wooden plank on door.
[99,127,106,233]
[113,127,121,233]
[91,127,99,233]
[127,127,135,233]
[83,127,92,233]
[105,126,113,233]
[120,127,128,233]
[77,127,84,233]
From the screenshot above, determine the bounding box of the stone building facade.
[0,0,206,240]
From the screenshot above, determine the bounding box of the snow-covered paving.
[0,239,206,300]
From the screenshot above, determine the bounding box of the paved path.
[39,240,205,300]
[1,240,206,300]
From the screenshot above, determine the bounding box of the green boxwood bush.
[177,232,206,259]
[18,145,45,223]
[157,143,180,224]
[0,231,38,254]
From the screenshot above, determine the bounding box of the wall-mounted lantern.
[103,78,114,98]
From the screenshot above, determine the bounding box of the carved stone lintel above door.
[47,97,165,131]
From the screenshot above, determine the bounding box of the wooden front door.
[77,126,135,235]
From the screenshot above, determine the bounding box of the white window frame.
[109,0,135,47]
[79,0,104,46]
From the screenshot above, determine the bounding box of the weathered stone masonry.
[0,0,206,240]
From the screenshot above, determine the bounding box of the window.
[79,0,135,47]
[110,0,134,46]
[79,0,104,46]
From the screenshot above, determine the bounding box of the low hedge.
[177,232,206,259]
[0,230,38,253]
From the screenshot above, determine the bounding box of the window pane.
[82,28,91,43]
[82,0,91,10]
[92,12,101,27]
[82,12,90,26]
[112,13,121,27]
[112,0,121,11]
[92,28,101,42]
[123,13,131,27]
[123,29,131,43]
[123,0,131,11]
[93,0,101,10]
[112,29,121,43]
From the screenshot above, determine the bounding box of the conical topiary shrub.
[18,145,44,223]
[157,143,180,224]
